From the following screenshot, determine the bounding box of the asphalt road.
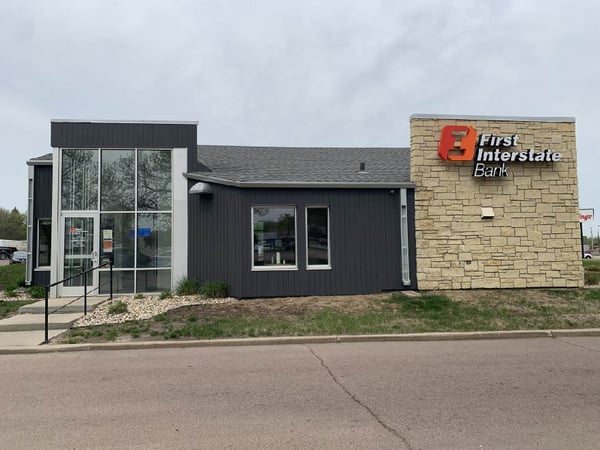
[1,337,599,449]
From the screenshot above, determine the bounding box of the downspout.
[400,188,411,286]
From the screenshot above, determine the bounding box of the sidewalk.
[0,296,107,349]
[2,328,600,355]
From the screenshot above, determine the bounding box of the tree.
[0,207,27,240]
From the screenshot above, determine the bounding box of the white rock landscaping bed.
[0,289,35,302]
[74,295,237,327]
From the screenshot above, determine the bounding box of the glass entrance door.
[60,215,99,296]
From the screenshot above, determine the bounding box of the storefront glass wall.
[60,148,172,294]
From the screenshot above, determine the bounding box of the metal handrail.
[43,259,113,344]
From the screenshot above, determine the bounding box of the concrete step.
[0,313,83,332]
[18,297,106,315]
[0,329,66,347]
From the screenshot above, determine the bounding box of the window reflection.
[136,270,171,292]
[138,150,172,211]
[253,207,296,267]
[62,149,98,210]
[62,148,174,293]
[100,270,134,294]
[137,213,172,269]
[37,219,52,267]
[101,149,135,211]
[100,213,135,268]
[63,217,94,287]
[307,207,329,266]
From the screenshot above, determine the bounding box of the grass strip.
[0,300,36,320]
[59,289,600,344]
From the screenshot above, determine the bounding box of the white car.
[584,252,593,259]
[10,251,27,264]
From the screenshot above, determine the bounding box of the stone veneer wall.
[410,115,583,289]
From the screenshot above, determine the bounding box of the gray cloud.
[1,0,599,233]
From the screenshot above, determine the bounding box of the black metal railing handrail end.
[43,259,113,344]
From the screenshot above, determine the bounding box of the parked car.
[0,246,17,260]
[10,251,27,264]
[584,252,593,259]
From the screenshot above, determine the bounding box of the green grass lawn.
[0,264,25,290]
[54,288,600,344]
[0,300,36,320]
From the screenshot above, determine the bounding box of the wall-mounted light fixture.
[481,207,494,219]
[189,182,213,196]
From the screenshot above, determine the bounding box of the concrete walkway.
[0,296,107,348]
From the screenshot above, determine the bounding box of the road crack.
[306,345,414,450]
[554,337,600,353]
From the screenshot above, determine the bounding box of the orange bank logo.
[438,125,477,161]
[437,125,563,178]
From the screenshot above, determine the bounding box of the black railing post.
[43,262,113,344]
[84,271,88,315]
[110,258,113,300]
[44,286,49,344]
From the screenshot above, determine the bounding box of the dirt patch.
[165,293,392,321]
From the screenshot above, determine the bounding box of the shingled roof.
[186,145,413,188]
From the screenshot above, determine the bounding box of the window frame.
[251,206,298,271]
[36,218,52,269]
[305,206,331,270]
[59,147,174,294]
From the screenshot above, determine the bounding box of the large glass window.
[100,270,134,295]
[136,269,171,292]
[100,213,135,268]
[137,213,172,268]
[138,150,172,211]
[306,207,330,268]
[59,148,173,294]
[62,149,98,210]
[37,219,52,267]
[101,149,135,211]
[252,207,296,269]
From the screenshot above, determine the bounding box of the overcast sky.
[2,0,599,235]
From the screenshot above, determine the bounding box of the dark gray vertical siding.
[188,183,243,292]
[33,166,52,218]
[51,122,197,149]
[188,184,416,298]
[33,271,51,286]
[51,121,200,170]
[31,165,52,286]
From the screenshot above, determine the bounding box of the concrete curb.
[2,328,600,355]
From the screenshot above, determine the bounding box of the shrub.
[134,293,144,299]
[200,281,229,298]
[108,300,128,315]
[5,288,18,298]
[175,276,199,296]
[159,291,171,300]
[584,271,600,285]
[27,286,46,299]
